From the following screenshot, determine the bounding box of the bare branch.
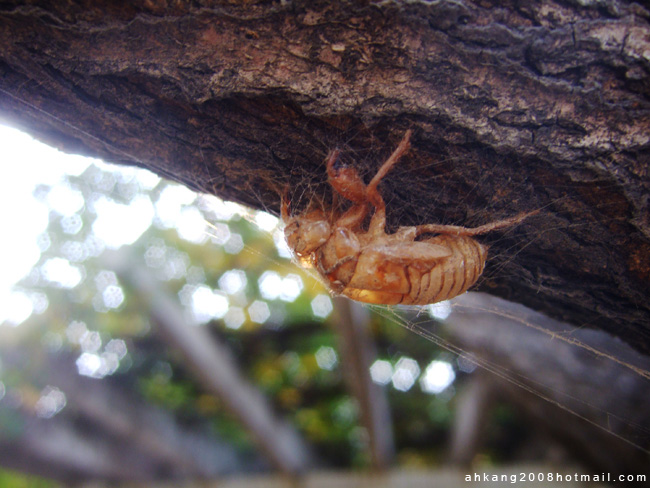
[109,252,315,475]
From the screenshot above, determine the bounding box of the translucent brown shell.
[282,130,537,305]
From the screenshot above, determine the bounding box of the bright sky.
[0,125,87,320]
[0,123,295,327]
[0,123,162,325]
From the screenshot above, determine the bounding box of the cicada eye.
[284,220,300,246]
[290,219,330,255]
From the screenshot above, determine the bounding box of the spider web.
[4,89,648,473]
[271,127,650,471]
[239,199,650,472]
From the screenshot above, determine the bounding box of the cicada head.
[283,210,331,257]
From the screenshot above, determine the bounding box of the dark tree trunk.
[1,1,649,352]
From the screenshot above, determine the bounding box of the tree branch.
[109,251,315,476]
[0,1,648,353]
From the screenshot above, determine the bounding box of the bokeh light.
[310,294,333,319]
[315,346,338,371]
[420,360,456,394]
[34,386,67,418]
[248,300,270,324]
[369,359,393,385]
[0,122,488,482]
[186,285,229,324]
[218,269,248,295]
[41,257,84,288]
[391,357,420,392]
[92,195,154,249]
[428,300,452,320]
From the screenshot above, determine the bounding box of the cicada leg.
[411,209,539,237]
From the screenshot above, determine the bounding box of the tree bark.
[0,1,649,352]
[331,297,395,469]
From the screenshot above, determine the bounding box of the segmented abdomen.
[339,235,487,306]
[401,235,487,305]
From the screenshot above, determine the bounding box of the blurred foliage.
[0,151,477,479]
[0,469,59,488]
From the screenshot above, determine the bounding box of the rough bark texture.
[1,1,649,352]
